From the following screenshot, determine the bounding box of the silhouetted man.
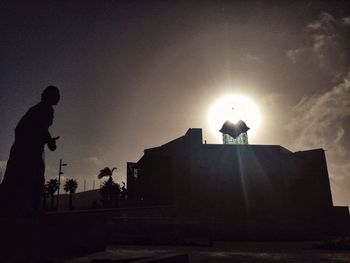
[0,86,60,216]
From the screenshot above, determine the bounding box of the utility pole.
[57,159,67,210]
[93,180,95,190]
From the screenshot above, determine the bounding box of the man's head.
[41,86,60,105]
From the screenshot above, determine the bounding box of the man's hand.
[48,136,59,151]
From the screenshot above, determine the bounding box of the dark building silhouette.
[127,128,349,239]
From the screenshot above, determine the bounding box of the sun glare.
[208,94,261,139]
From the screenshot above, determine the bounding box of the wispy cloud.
[306,12,336,32]
[86,156,102,166]
[329,161,350,205]
[286,12,350,70]
[261,92,285,106]
[341,16,350,26]
[285,49,304,64]
[244,53,264,63]
[286,72,350,205]
[306,12,337,68]
[287,71,350,150]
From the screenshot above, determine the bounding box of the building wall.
[292,150,333,214]
[127,129,344,224]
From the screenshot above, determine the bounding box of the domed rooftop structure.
[219,120,250,144]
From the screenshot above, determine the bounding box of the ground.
[67,242,350,263]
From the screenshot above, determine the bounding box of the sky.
[0,1,349,205]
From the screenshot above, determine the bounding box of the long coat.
[1,102,54,214]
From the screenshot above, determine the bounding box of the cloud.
[286,72,350,205]
[261,92,285,107]
[285,49,304,64]
[306,12,336,32]
[286,12,350,70]
[341,16,350,26]
[329,162,350,205]
[306,12,338,68]
[244,53,264,63]
[331,162,350,181]
[86,156,102,166]
[287,71,350,150]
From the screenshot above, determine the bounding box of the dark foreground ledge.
[0,213,108,262]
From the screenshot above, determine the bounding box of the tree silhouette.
[121,181,127,200]
[97,167,117,179]
[63,178,78,210]
[46,178,59,210]
[42,183,50,210]
[97,167,120,207]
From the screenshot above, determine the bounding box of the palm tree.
[97,167,120,207]
[100,179,121,207]
[46,178,59,210]
[63,179,78,210]
[97,167,117,179]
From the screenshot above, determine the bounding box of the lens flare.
[208,94,261,139]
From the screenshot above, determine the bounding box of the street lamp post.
[57,159,67,210]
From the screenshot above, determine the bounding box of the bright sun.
[208,94,262,139]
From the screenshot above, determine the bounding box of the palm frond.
[97,167,117,179]
[98,167,111,179]
[63,178,78,193]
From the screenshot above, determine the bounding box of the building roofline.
[142,128,324,155]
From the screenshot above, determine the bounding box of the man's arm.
[48,136,59,151]
[41,106,59,151]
